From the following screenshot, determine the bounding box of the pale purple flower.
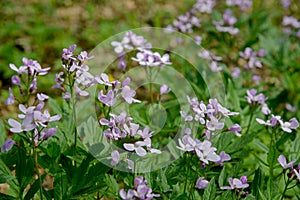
[98,90,116,106]
[1,139,15,152]
[132,49,171,67]
[111,150,120,167]
[62,44,77,61]
[160,84,171,95]
[229,124,242,136]
[52,72,64,90]
[232,67,241,78]
[180,111,193,122]
[63,92,71,100]
[280,0,291,8]
[252,75,261,83]
[213,9,239,35]
[221,176,249,190]
[124,123,140,137]
[239,48,263,69]
[277,155,296,169]
[75,84,89,96]
[294,169,300,182]
[169,12,201,33]
[206,116,224,131]
[77,51,94,62]
[95,73,113,86]
[30,78,37,91]
[111,31,151,56]
[5,88,15,105]
[216,151,231,166]
[282,16,300,29]
[279,118,299,133]
[195,177,209,189]
[11,75,21,86]
[195,36,202,45]
[245,89,267,104]
[37,93,49,102]
[120,189,136,200]
[285,103,296,112]
[8,117,36,133]
[195,140,220,164]
[40,128,57,140]
[121,86,141,104]
[177,135,197,152]
[226,0,252,11]
[124,142,147,157]
[192,0,216,14]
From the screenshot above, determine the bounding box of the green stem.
[68,72,78,166]
[33,145,43,200]
[183,154,190,194]
[280,179,290,200]
[245,110,254,134]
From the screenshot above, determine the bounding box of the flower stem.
[280,179,290,200]
[245,110,254,134]
[33,145,43,200]
[148,67,154,103]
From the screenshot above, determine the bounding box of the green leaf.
[0,193,16,200]
[244,194,256,200]
[203,177,216,200]
[158,169,171,192]
[47,142,61,159]
[16,140,34,192]
[252,167,263,199]
[216,190,231,200]
[104,174,119,197]
[218,166,226,187]
[259,189,268,200]
[0,159,18,197]
[267,177,274,200]
[24,174,46,200]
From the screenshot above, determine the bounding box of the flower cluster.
[7,94,61,146]
[100,112,161,157]
[6,58,50,105]
[198,49,223,72]
[111,31,152,70]
[181,97,240,138]
[213,9,239,35]
[166,12,201,33]
[131,49,171,67]
[256,115,299,133]
[192,0,216,14]
[54,44,95,98]
[282,16,300,38]
[120,176,160,200]
[97,74,140,106]
[226,0,252,11]
[239,47,266,69]
[245,89,270,115]
[221,176,249,190]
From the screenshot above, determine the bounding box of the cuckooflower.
[221,176,249,190]
[1,139,15,152]
[277,155,296,169]
[195,177,209,189]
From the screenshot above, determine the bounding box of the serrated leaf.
[203,177,216,200]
